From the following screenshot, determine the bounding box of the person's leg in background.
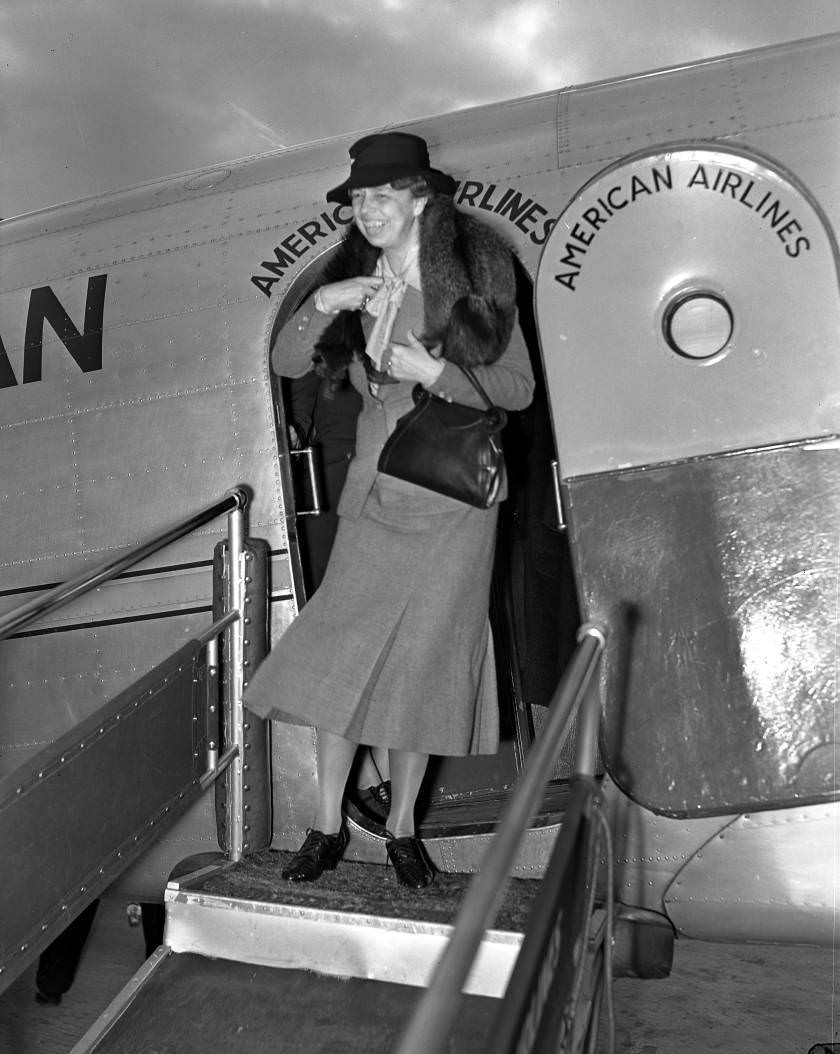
[356,746,391,820]
[140,903,166,957]
[35,899,99,1005]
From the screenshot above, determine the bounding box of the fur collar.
[312,196,517,381]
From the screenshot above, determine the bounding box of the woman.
[245,132,534,887]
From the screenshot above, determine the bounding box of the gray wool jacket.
[272,204,534,520]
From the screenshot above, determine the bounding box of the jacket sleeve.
[270,293,333,379]
[425,308,535,411]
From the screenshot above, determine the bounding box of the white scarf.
[363,247,421,370]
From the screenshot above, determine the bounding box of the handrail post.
[222,489,249,863]
[574,622,606,778]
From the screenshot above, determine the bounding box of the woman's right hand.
[317,277,383,314]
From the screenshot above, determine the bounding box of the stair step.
[81,952,497,1054]
[164,850,540,996]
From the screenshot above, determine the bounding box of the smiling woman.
[245,131,534,889]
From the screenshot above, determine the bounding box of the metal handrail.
[1,485,252,864]
[0,487,249,641]
[395,622,607,1054]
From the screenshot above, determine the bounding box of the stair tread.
[89,952,495,1054]
[187,848,540,932]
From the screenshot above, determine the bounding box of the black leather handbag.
[377,365,507,508]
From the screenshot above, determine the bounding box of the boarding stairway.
[0,487,642,1053]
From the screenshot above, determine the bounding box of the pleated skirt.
[245,480,500,756]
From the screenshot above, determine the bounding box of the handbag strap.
[454,364,496,410]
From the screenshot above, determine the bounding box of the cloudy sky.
[4,0,840,219]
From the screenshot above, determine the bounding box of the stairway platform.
[163,849,540,996]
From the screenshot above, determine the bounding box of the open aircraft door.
[535,145,839,925]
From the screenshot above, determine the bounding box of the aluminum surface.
[0,643,206,993]
[601,775,837,946]
[165,886,521,998]
[664,805,839,943]
[536,146,840,478]
[568,444,838,816]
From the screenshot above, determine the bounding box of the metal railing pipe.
[0,487,250,641]
[223,499,248,862]
[574,626,605,778]
[195,610,239,648]
[199,744,240,791]
[199,613,239,776]
[395,622,606,1054]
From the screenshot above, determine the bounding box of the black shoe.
[357,779,392,823]
[368,779,392,810]
[282,826,349,882]
[385,833,436,888]
[35,990,62,1006]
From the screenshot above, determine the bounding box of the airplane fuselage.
[1,32,838,951]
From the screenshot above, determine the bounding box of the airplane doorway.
[415,259,585,835]
[268,252,585,839]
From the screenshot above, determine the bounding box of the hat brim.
[326,165,456,205]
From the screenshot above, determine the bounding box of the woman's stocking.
[314,729,358,832]
[386,748,429,837]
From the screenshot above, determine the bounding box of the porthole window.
[663,292,733,360]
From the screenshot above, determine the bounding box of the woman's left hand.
[385,331,445,386]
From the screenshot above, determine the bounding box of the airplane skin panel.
[75,396,251,532]
[730,33,840,133]
[602,778,837,946]
[1,267,286,589]
[557,65,741,169]
[664,806,838,944]
[568,444,839,817]
[3,414,87,566]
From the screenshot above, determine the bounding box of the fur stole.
[312,196,517,382]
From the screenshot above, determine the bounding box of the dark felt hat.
[326,132,456,205]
